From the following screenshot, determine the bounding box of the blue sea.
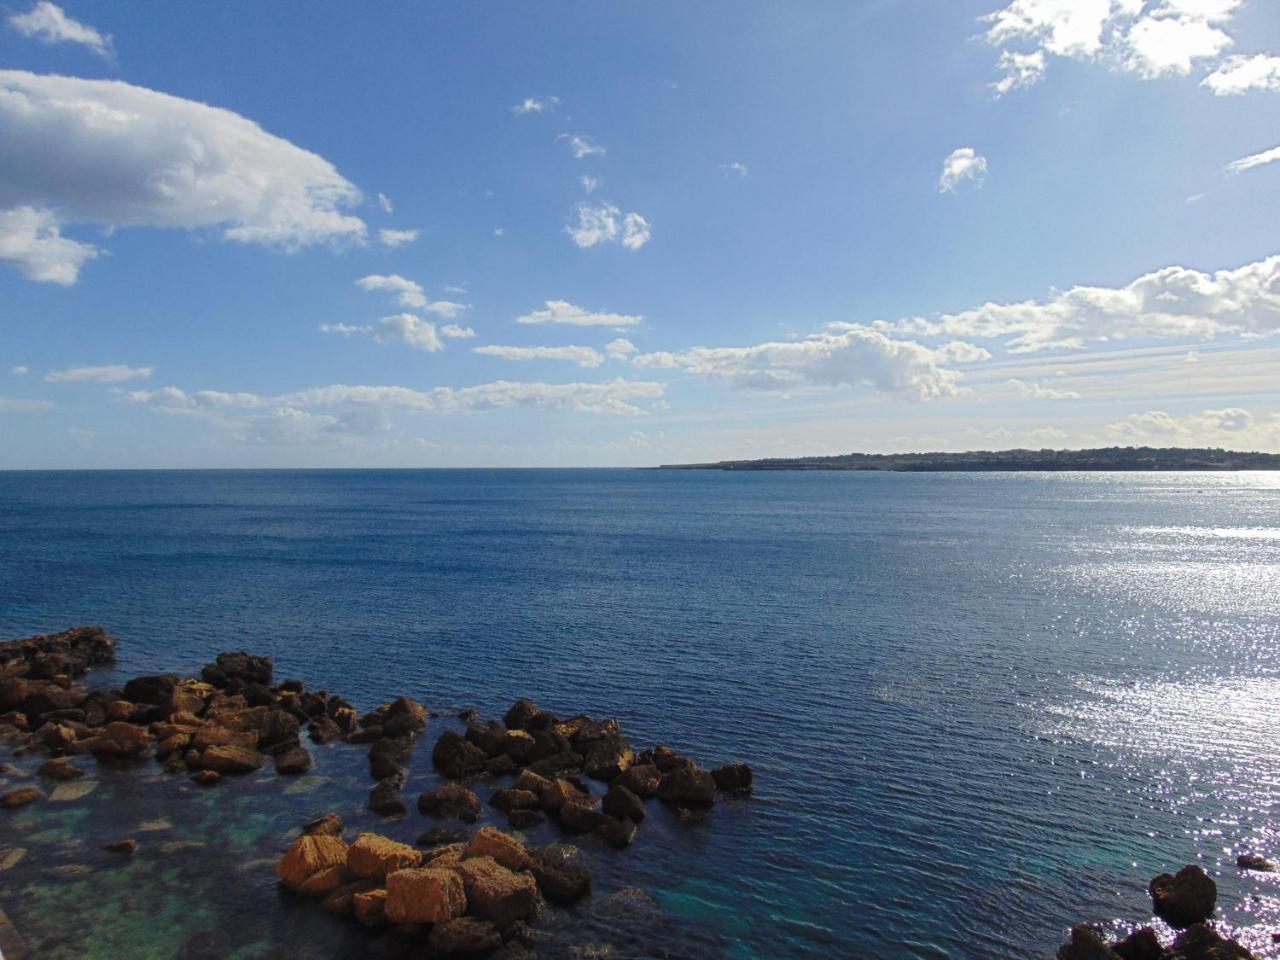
[1,469,1278,959]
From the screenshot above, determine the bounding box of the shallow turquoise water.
[1,470,1278,958]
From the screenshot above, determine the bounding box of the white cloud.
[127,378,667,419]
[633,325,968,401]
[939,148,988,193]
[558,134,606,159]
[356,273,466,317]
[441,323,475,339]
[0,70,366,284]
[1008,377,1082,399]
[567,202,651,250]
[512,96,560,115]
[1203,53,1280,94]
[378,228,419,248]
[991,50,1048,96]
[983,0,1117,60]
[474,344,606,368]
[605,338,637,359]
[0,397,53,412]
[517,300,643,328]
[493,227,505,237]
[376,193,394,213]
[7,2,112,59]
[44,363,152,383]
[373,314,443,352]
[1109,406,1253,439]
[1122,12,1234,78]
[893,254,1280,352]
[579,175,601,194]
[721,162,749,177]
[319,322,364,336]
[934,341,993,363]
[11,366,29,375]
[1225,144,1280,174]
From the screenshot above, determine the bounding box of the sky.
[2,0,1280,468]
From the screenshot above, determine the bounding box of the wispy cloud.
[1203,53,1280,95]
[720,161,749,177]
[558,134,606,159]
[512,96,560,115]
[355,274,467,318]
[1008,378,1081,400]
[517,300,643,328]
[567,203,650,250]
[1226,144,1280,175]
[378,228,419,248]
[44,364,152,383]
[939,148,987,193]
[6,2,113,59]
[474,345,606,368]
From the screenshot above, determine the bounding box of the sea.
[0,469,1277,959]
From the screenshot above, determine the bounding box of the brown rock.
[582,734,633,782]
[1056,925,1122,960]
[418,785,482,822]
[613,763,660,799]
[38,758,85,781]
[557,799,611,833]
[346,832,421,881]
[1236,854,1273,872]
[485,755,517,777]
[526,750,583,778]
[711,762,753,795]
[540,778,589,812]
[465,721,507,757]
[274,745,313,775]
[1150,865,1216,929]
[514,769,552,798]
[595,816,638,849]
[464,826,530,871]
[369,778,408,818]
[308,716,341,744]
[277,833,349,889]
[602,784,645,823]
[429,917,503,957]
[103,839,138,855]
[507,809,544,830]
[503,698,543,731]
[385,866,468,923]
[297,864,350,898]
[200,744,265,774]
[433,729,489,779]
[1166,923,1254,960]
[455,856,538,927]
[0,786,42,808]
[89,721,151,759]
[490,788,540,813]
[192,769,221,786]
[527,846,591,904]
[657,766,717,808]
[304,812,344,836]
[352,887,388,926]
[1112,927,1163,960]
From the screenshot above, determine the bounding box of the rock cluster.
[277,819,586,956]
[428,698,752,848]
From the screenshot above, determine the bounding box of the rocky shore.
[0,626,754,958]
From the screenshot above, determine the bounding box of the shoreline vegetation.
[656,446,1280,472]
[0,626,752,959]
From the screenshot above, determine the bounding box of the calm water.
[1,470,1278,959]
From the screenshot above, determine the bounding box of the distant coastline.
[656,446,1280,472]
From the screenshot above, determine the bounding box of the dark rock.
[595,816,638,849]
[613,763,661,799]
[429,916,503,956]
[1150,865,1216,929]
[307,716,341,744]
[583,734,634,782]
[418,785,483,822]
[369,778,408,817]
[602,784,645,823]
[1057,925,1122,960]
[203,651,273,688]
[122,675,180,708]
[526,750,583,778]
[369,737,412,781]
[657,766,717,808]
[465,721,507,757]
[192,769,222,786]
[490,788,540,813]
[507,809,544,830]
[432,729,489,780]
[640,745,693,773]
[416,827,470,847]
[1236,854,1274,872]
[346,725,383,744]
[1113,927,1164,960]
[259,710,300,751]
[200,744,265,774]
[556,799,612,833]
[503,699,543,731]
[103,839,137,855]
[274,745,313,775]
[37,757,85,781]
[711,762,753,795]
[499,730,536,765]
[304,813,344,836]
[527,846,591,904]
[484,755,517,777]
[1,785,43,808]
[88,721,151,759]
[1167,922,1255,960]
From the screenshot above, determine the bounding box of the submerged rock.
[1167,923,1256,960]
[0,786,42,809]
[369,778,408,818]
[103,839,138,855]
[37,757,85,781]
[274,745,313,775]
[527,846,591,904]
[602,784,645,823]
[1150,865,1216,929]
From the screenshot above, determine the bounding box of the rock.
[200,744,265,774]
[203,651,273,688]
[1167,923,1255,960]
[582,735,634,782]
[419,785,483,822]
[417,827,471,848]
[541,778,590,813]
[37,758,85,781]
[382,697,428,740]
[1057,926,1122,960]
[1236,854,1274,872]
[385,866,468,923]
[103,839,137,855]
[304,812,344,837]
[1150,865,1216,929]
[297,864,349,898]
[352,887,388,927]
[346,833,421,881]
[503,699,543,731]
[433,730,490,780]
[514,769,552,798]
[455,856,538,927]
[1113,927,1164,960]
[499,730,537,765]
[308,716,341,744]
[88,721,151,759]
[602,784,645,823]
[0,786,42,809]
[527,846,591,904]
[421,843,467,870]
[369,779,408,818]
[259,710,300,751]
[346,725,383,745]
[569,718,619,747]
[464,826,531,871]
[466,721,507,757]
[485,755,517,777]
[277,834,349,889]
[491,788,540,813]
[507,810,544,830]
[557,800,612,834]
[274,745,313,775]
[658,766,717,808]
[641,745,693,773]
[596,816,638,849]
[428,917,503,957]
[192,770,221,786]
[369,737,412,781]
[526,750,583,778]
[711,762,753,795]
[613,764,660,799]
[320,879,379,916]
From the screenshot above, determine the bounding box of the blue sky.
[2,0,1280,467]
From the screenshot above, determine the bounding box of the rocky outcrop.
[657,766,717,808]
[419,785,483,822]
[1150,866,1216,929]
[711,762,753,795]
[1235,854,1273,872]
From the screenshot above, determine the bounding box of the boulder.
[641,745,693,773]
[369,779,408,818]
[596,816,639,849]
[540,778,589,813]
[347,833,421,881]
[465,721,507,757]
[307,716,341,744]
[1236,854,1273,872]
[320,879,379,916]
[490,788,540,813]
[346,725,383,745]
[428,917,503,957]
[433,730,489,780]
[103,839,137,855]
[258,710,301,751]
[499,730,536,765]
[657,767,717,808]
[122,675,181,708]
[200,744,265,774]
[527,846,591,904]
[352,887,388,927]
[602,784,645,823]
[417,827,471,848]
[526,750,583,778]
[569,718,619,747]
[202,651,273,688]
[1057,925,1122,960]
[503,699,543,731]
[381,697,428,740]
[369,737,413,781]
[582,735,634,782]
[1113,927,1164,960]
[455,856,538,927]
[711,762,753,795]
[557,800,612,834]
[37,757,85,782]
[277,834,349,889]
[385,866,467,924]
[274,745,313,775]
[304,812,345,837]
[485,755,517,777]
[1,786,42,808]
[1166,923,1255,960]
[507,809,544,830]
[88,721,151,759]
[418,785,482,823]
[514,769,552,798]
[613,764,661,800]
[297,865,350,898]
[464,827,530,871]
[1150,865,1216,928]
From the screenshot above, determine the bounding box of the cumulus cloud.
[378,228,419,248]
[1008,378,1082,399]
[44,363,152,383]
[355,274,466,318]
[512,96,560,115]
[0,70,366,284]
[1226,144,1280,174]
[939,148,988,193]
[632,325,969,401]
[373,314,444,352]
[473,345,606,368]
[558,134,606,159]
[605,338,637,359]
[893,254,1280,352]
[982,0,1246,89]
[441,324,475,339]
[1203,54,1280,94]
[1109,406,1253,439]
[517,300,643,328]
[7,2,112,59]
[567,202,651,250]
